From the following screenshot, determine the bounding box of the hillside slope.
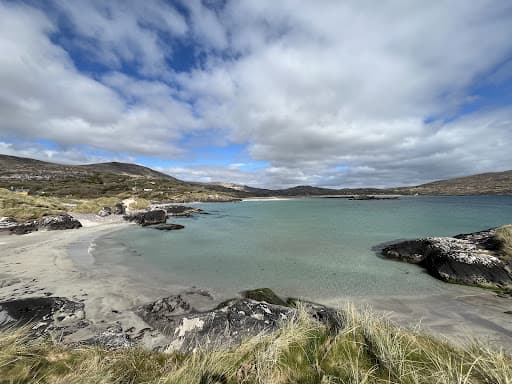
[395,170,512,195]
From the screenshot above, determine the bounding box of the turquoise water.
[92,196,512,301]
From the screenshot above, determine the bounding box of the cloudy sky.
[1,1,511,188]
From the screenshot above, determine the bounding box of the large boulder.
[0,214,82,235]
[0,297,87,337]
[137,288,343,353]
[382,228,512,289]
[124,209,167,226]
[38,214,82,231]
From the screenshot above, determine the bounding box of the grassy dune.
[1,306,510,384]
[0,188,153,220]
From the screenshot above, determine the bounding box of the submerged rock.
[149,223,185,231]
[382,227,512,289]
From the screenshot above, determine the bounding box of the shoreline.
[1,217,511,351]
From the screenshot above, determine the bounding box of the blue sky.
[1,0,512,188]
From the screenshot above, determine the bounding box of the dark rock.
[83,323,132,349]
[149,223,185,231]
[382,228,512,289]
[164,205,207,217]
[0,297,87,337]
[241,288,288,306]
[0,216,17,228]
[162,298,295,352]
[113,203,126,215]
[139,288,343,352]
[98,206,112,217]
[38,214,82,231]
[7,220,39,235]
[123,209,167,226]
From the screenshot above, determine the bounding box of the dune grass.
[0,188,153,221]
[0,306,510,384]
[495,225,512,260]
[0,188,67,220]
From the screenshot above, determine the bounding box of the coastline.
[1,215,511,352]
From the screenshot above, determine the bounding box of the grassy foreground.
[1,306,510,384]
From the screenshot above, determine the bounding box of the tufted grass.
[0,305,510,384]
[495,225,512,260]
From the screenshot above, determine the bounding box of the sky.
[1,0,512,189]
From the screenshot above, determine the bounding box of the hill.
[0,154,244,202]
[395,170,512,195]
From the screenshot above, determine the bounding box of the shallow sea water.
[91,196,512,301]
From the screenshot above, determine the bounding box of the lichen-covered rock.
[382,228,512,289]
[0,216,17,228]
[0,214,82,235]
[163,299,295,352]
[138,288,344,353]
[98,206,112,217]
[38,214,82,231]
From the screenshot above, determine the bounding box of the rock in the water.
[124,209,167,226]
[382,227,512,289]
[38,214,82,231]
[113,203,126,215]
[149,223,185,231]
[98,206,112,217]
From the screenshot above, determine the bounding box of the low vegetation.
[0,188,153,220]
[495,225,512,260]
[0,306,510,384]
[0,188,67,220]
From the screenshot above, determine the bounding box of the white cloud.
[1,1,512,188]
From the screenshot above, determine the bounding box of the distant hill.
[394,170,512,195]
[1,154,512,197]
[0,155,178,181]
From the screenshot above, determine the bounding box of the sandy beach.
[1,217,511,352]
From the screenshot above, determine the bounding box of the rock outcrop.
[124,209,167,226]
[113,203,126,215]
[0,297,88,337]
[137,288,343,353]
[382,227,512,289]
[0,214,82,235]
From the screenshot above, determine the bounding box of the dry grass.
[0,188,67,220]
[495,225,512,260]
[0,306,510,384]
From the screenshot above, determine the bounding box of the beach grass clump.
[0,188,67,220]
[0,305,510,384]
[72,197,125,214]
[495,224,512,260]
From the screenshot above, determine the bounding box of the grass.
[0,188,153,220]
[0,188,67,220]
[0,306,510,384]
[495,225,512,260]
